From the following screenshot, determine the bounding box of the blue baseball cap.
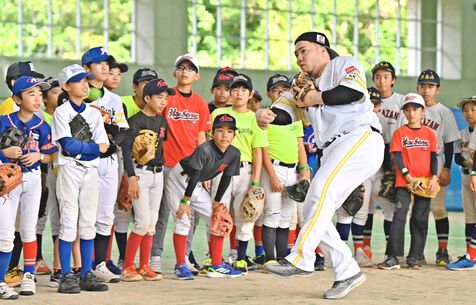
[81,47,112,65]
[12,76,50,96]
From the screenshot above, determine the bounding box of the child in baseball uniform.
[208,68,236,113]
[447,96,476,270]
[378,93,439,270]
[211,74,268,274]
[0,76,57,297]
[413,69,460,266]
[81,47,130,282]
[119,78,171,282]
[166,113,242,279]
[365,61,403,253]
[248,90,262,113]
[104,59,128,91]
[52,64,109,294]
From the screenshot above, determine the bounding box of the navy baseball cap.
[230,74,253,91]
[252,89,263,102]
[215,66,238,77]
[368,87,382,103]
[133,68,158,84]
[267,74,291,92]
[371,61,396,78]
[418,69,440,86]
[294,32,339,60]
[212,72,233,89]
[143,78,176,97]
[213,113,238,130]
[108,56,128,73]
[42,77,60,93]
[6,61,44,80]
[12,76,50,96]
[81,47,112,65]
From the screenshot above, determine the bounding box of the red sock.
[210,234,224,266]
[230,226,238,250]
[353,242,364,254]
[173,233,187,265]
[438,241,448,249]
[106,226,114,262]
[288,229,296,249]
[363,238,371,248]
[468,245,476,262]
[315,246,324,256]
[23,241,37,273]
[254,226,262,247]
[140,235,153,267]
[123,232,142,269]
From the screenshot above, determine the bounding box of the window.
[0,0,134,62]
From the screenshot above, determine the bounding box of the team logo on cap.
[234,75,247,82]
[141,70,156,78]
[316,34,326,44]
[404,94,417,102]
[219,114,234,122]
[217,74,232,81]
[26,77,38,83]
[157,79,167,88]
[100,47,106,55]
[420,73,435,80]
[272,75,288,84]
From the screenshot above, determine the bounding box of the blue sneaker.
[106,260,121,275]
[446,255,476,270]
[175,263,194,280]
[207,263,242,278]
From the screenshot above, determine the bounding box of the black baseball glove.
[379,173,396,203]
[69,114,94,143]
[342,184,365,216]
[0,127,29,162]
[285,179,310,203]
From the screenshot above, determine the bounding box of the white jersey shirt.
[91,87,129,129]
[401,102,460,156]
[305,56,382,148]
[456,127,474,172]
[52,101,109,168]
[379,92,405,144]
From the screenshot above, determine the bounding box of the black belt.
[137,165,163,173]
[463,169,470,175]
[324,126,381,148]
[240,161,252,168]
[271,160,296,168]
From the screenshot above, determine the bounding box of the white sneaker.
[150,256,161,274]
[92,261,121,283]
[0,282,19,300]
[185,255,199,276]
[355,248,372,267]
[19,272,36,295]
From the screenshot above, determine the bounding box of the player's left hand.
[438,167,451,187]
[19,152,41,167]
[176,203,191,220]
[471,176,476,192]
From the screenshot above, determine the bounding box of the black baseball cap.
[252,89,262,102]
[267,74,291,92]
[212,113,238,130]
[6,61,45,90]
[230,74,253,91]
[133,68,158,84]
[371,61,396,78]
[368,87,382,103]
[417,69,440,86]
[215,66,238,77]
[142,78,176,98]
[211,73,233,89]
[43,77,60,93]
[109,56,129,73]
[294,32,339,60]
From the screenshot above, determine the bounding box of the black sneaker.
[79,271,108,292]
[188,251,201,272]
[72,267,82,279]
[245,256,257,271]
[436,248,451,266]
[49,269,62,288]
[314,253,326,271]
[377,256,400,270]
[252,254,266,267]
[58,272,80,294]
[406,256,421,270]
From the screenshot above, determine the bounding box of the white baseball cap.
[401,93,425,109]
[175,54,199,72]
[58,64,95,88]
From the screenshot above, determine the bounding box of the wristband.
[180,198,190,205]
[298,165,310,171]
[251,181,261,187]
[401,167,409,176]
[471,171,476,177]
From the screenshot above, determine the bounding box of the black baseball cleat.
[58,272,80,294]
[264,259,313,278]
[79,271,108,292]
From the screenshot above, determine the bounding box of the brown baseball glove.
[117,174,132,212]
[0,163,23,197]
[291,72,317,107]
[132,129,158,166]
[407,177,440,198]
[240,186,265,222]
[210,203,233,237]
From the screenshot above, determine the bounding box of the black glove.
[342,184,365,216]
[285,180,310,203]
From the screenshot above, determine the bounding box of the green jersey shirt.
[267,121,303,164]
[122,95,141,119]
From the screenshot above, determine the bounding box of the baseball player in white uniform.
[81,47,129,282]
[52,64,109,294]
[403,69,460,265]
[262,32,384,300]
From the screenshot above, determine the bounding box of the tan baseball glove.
[240,187,265,222]
[117,174,132,212]
[407,177,440,198]
[210,203,233,237]
[0,163,23,197]
[290,72,317,107]
[132,129,158,166]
